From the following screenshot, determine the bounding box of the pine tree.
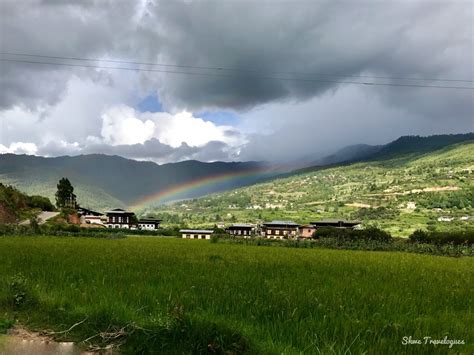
[55,177,77,209]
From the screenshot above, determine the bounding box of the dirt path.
[0,326,82,355]
[20,211,59,226]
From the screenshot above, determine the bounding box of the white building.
[105,209,136,229]
[82,215,106,225]
[180,229,214,240]
[138,218,161,230]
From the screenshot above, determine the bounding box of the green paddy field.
[0,236,472,354]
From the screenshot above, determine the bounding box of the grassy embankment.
[0,237,473,353]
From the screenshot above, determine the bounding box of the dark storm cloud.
[0,0,472,162]
[2,1,471,112]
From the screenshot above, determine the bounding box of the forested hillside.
[151,141,474,236]
[0,154,266,211]
[0,183,54,223]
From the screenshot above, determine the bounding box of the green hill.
[151,141,474,237]
[0,154,267,211]
[0,183,54,224]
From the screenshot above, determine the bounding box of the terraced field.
[151,142,474,236]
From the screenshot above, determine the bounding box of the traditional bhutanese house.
[261,220,300,239]
[180,229,214,240]
[105,208,136,229]
[310,220,361,229]
[225,223,255,237]
[77,207,105,225]
[83,215,106,226]
[299,224,316,239]
[77,206,103,216]
[138,218,161,230]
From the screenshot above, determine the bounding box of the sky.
[0,0,472,164]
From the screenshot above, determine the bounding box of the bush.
[27,195,55,211]
[409,229,474,245]
[313,227,392,243]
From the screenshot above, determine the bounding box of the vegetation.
[409,229,474,245]
[0,237,472,353]
[150,142,474,237]
[55,177,77,209]
[0,183,54,223]
[0,154,266,210]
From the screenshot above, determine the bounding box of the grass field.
[0,237,473,354]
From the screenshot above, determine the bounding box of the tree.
[55,178,77,209]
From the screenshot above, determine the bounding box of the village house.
[138,218,161,230]
[310,220,361,229]
[105,208,136,229]
[76,207,106,226]
[180,229,214,240]
[299,224,316,239]
[261,220,300,239]
[225,223,255,237]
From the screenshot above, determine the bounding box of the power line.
[2,51,473,83]
[1,58,473,90]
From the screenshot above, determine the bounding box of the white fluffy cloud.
[98,105,243,149]
[0,142,38,155]
[101,106,155,145]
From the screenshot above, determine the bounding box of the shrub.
[313,227,392,243]
[409,230,474,245]
[6,274,38,310]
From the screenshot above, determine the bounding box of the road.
[20,211,60,225]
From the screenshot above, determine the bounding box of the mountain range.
[0,133,472,211]
[0,155,268,210]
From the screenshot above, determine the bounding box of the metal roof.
[138,218,162,223]
[263,220,300,226]
[310,220,361,225]
[105,209,135,214]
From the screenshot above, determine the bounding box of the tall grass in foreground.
[0,237,473,354]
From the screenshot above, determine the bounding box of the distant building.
[77,207,105,226]
[226,223,255,237]
[105,208,136,229]
[76,206,103,216]
[299,225,316,239]
[310,220,361,229]
[215,222,226,229]
[437,216,454,222]
[138,218,161,230]
[83,215,106,226]
[261,220,300,239]
[180,229,214,240]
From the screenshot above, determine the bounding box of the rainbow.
[128,165,285,210]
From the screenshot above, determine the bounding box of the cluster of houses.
[77,207,161,230]
[76,207,360,239]
[181,220,361,240]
